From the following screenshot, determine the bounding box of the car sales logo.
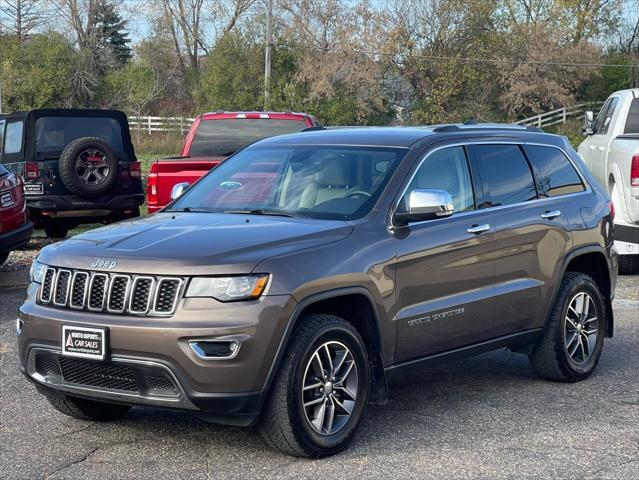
[92,258,118,270]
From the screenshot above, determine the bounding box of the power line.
[275,42,637,69]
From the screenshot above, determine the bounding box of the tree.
[94,0,131,65]
[103,61,165,117]
[0,0,48,39]
[0,31,75,110]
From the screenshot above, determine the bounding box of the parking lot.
[0,277,636,479]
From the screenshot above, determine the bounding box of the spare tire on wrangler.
[59,137,119,196]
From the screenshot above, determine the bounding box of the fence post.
[538,115,541,128]
[180,117,184,134]
[562,107,566,124]
[148,116,152,136]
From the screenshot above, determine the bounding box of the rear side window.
[525,145,585,197]
[474,145,537,207]
[625,98,639,134]
[35,117,125,154]
[4,121,24,154]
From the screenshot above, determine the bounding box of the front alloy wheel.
[302,341,359,435]
[259,314,369,457]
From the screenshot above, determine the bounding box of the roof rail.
[431,123,545,133]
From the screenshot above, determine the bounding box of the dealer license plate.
[62,325,106,360]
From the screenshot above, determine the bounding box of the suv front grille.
[39,267,183,316]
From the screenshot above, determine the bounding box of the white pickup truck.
[579,88,639,273]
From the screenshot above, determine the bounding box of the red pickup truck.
[146,111,320,213]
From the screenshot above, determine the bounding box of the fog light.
[189,340,240,360]
[16,319,23,336]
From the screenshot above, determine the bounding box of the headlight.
[30,260,47,284]
[186,274,269,302]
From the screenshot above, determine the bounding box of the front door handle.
[597,146,606,152]
[467,224,491,235]
[588,144,596,150]
[541,210,562,220]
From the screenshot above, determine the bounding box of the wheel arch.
[260,287,389,410]
[553,246,615,338]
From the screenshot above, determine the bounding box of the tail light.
[130,161,141,178]
[25,162,39,180]
[631,155,639,187]
[609,200,615,221]
[146,162,158,206]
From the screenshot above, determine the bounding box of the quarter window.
[4,121,24,154]
[525,146,585,197]
[474,145,537,207]
[405,146,475,213]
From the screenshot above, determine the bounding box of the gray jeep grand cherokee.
[18,125,617,457]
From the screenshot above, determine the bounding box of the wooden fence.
[515,102,604,128]
[128,116,196,134]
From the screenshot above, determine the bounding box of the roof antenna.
[464,118,478,125]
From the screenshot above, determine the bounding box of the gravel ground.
[0,278,637,479]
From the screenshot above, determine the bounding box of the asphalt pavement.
[1,277,637,479]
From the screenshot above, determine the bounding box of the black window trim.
[389,140,591,229]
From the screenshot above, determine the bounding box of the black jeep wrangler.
[0,109,144,238]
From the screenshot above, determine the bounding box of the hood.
[38,213,353,275]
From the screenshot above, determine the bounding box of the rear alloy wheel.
[259,314,369,457]
[529,272,606,382]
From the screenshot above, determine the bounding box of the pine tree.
[95,1,131,66]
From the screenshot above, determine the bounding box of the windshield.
[187,118,309,157]
[170,145,407,220]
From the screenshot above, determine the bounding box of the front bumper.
[18,283,296,425]
[0,221,33,254]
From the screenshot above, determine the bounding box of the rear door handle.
[467,224,491,235]
[588,145,596,150]
[597,146,606,152]
[541,210,561,220]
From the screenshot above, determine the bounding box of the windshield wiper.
[224,209,304,218]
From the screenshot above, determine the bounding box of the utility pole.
[264,0,273,111]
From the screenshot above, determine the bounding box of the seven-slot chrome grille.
[39,267,183,316]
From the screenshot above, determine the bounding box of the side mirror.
[170,182,190,200]
[583,111,594,135]
[394,189,454,226]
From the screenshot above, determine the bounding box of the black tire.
[618,255,639,275]
[59,137,119,196]
[46,395,131,421]
[259,314,370,457]
[43,222,69,239]
[529,272,606,382]
[0,252,9,265]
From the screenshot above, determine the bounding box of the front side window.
[474,145,537,207]
[188,119,309,157]
[593,99,612,134]
[170,145,407,221]
[404,146,475,213]
[4,121,24,154]
[525,145,585,197]
[600,97,619,135]
[35,117,125,154]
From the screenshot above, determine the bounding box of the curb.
[0,270,29,289]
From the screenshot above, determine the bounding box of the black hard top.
[4,108,129,123]
[255,124,562,149]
